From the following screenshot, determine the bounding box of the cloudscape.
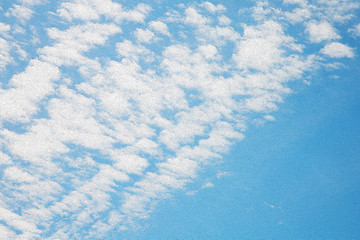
[0,0,359,239]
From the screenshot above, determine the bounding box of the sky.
[0,0,359,239]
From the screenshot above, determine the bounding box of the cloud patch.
[306,21,341,43]
[320,42,354,58]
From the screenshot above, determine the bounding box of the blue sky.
[136,60,360,240]
[0,0,359,239]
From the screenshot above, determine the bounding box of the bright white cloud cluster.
[0,0,358,239]
[148,21,171,36]
[201,2,226,13]
[320,42,354,58]
[306,21,340,43]
[0,23,11,33]
[58,0,151,23]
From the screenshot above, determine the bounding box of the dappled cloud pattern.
[0,0,358,239]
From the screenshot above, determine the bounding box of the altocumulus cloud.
[0,0,358,239]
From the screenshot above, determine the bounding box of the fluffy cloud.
[306,21,341,43]
[232,20,299,72]
[5,4,34,22]
[218,15,232,25]
[320,42,354,58]
[134,28,155,43]
[148,21,171,36]
[0,23,10,33]
[201,2,226,13]
[0,59,60,122]
[58,0,151,23]
[185,7,211,26]
[4,167,38,183]
[0,152,11,165]
[284,7,311,23]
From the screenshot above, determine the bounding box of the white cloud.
[234,37,281,72]
[195,25,241,46]
[0,38,13,71]
[283,0,359,25]
[316,0,360,22]
[15,44,28,60]
[0,23,10,33]
[4,166,38,183]
[112,152,149,175]
[39,23,121,66]
[283,0,308,6]
[216,171,231,178]
[198,44,219,60]
[202,2,226,13]
[0,59,60,122]
[0,152,11,165]
[251,1,273,21]
[58,0,151,23]
[232,20,291,72]
[0,206,41,238]
[264,115,275,121]
[2,126,68,165]
[158,157,199,179]
[0,224,16,239]
[218,15,231,25]
[5,4,34,22]
[201,182,214,189]
[116,40,152,61]
[186,190,198,195]
[306,21,340,43]
[148,21,170,36]
[134,28,155,43]
[320,42,354,58]
[12,25,26,35]
[58,2,100,21]
[186,180,216,196]
[185,7,211,26]
[284,8,311,23]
